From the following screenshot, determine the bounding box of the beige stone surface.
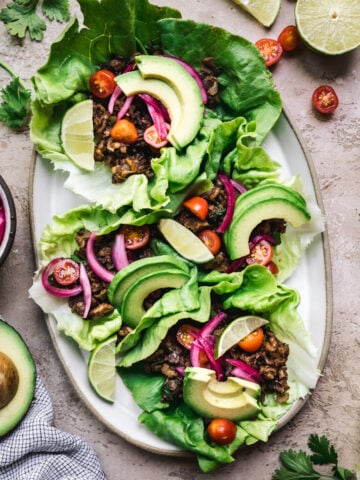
[0,0,359,478]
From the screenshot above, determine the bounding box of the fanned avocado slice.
[0,320,36,436]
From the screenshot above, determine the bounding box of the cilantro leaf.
[0,61,31,128]
[309,434,338,465]
[42,0,70,23]
[0,1,46,41]
[271,450,320,480]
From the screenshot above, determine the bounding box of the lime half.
[215,316,268,359]
[295,0,360,55]
[61,99,95,170]
[158,218,214,264]
[88,335,117,403]
[231,0,281,27]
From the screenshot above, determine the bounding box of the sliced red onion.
[117,95,135,121]
[249,234,276,249]
[0,204,5,245]
[225,256,247,273]
[161,55,207,104]
[175,366,185,376]
[217,172,236,234]
[138,93,168,139]
[230,179,247,194]
[86,232,114,283]
[108,85,122,114]
[112,233,129,271]
[226,358,263,384]
[79,263,92,318]
[41,258,83,298]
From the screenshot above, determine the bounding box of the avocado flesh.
[183,367,260,421]
[225,196,311,260]
[135,55,204,149]
[121,269,189,328]
[108,255,190,308]
[0,320,36,436]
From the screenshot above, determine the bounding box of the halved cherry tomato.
[183,196,209,221]
[110,119,138,143]
[267,260,279,275]
[89,69,116,98]
[119,224,150,250]
[312,85,339,114]
[246,239,274,266]
[207,418,237,445]
[238,327,264,353]
[176,324,200,349]
[198,229,221,255]
[255,38,283,67]
[53,259,80,286]
[144,124,168,149]
[278,25,301,52]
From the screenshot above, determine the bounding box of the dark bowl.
[0,175,16,266]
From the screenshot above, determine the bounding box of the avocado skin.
[224,184,311,259]
[0,320,36,436]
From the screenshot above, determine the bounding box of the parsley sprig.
[272,434,355,480]
[0,60,31,128]
[0,0,70,41]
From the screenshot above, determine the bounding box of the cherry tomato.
[238,327,264,353]
[143,124,169,148]
[183,196,209,221]
[267,260,279,275]
[207,419,237,445]
[53,259,80,286]
[278,25,301,52]
[89,69,116,98]
[255,38,283,67]
[119,224,150,250]
[198,230,221,255]
[110,119,138,144]
[312,85,339,114]
[246,239,274,266]
[176,324,200,349]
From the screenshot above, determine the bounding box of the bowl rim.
[0,175,17,266]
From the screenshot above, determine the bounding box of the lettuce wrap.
[30,0,283,214]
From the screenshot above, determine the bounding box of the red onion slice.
[226,358,263,384]
[112,233,129,271]
[117,95,135,121]
[217,172,236,234]
[41,258,83,298]
[79,263,92,318]
[230,179,247,194]
[86,232,114,283]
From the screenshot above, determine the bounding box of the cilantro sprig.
[272,434,355,480]
[0,60,31,128]
[0,0,70,42]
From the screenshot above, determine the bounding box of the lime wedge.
[61,99,95,170]
[231,0,281,27]
[88,335,117,403]
[215,316,268,359]
[295,0,360,55]
[158,218,214,264]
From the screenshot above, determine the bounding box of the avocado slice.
[0,320,36,436]
[121,269,190,328]
[108,255,190,308]
[135,55,204,149]
[183,367,260,421]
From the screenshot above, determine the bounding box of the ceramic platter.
[29,108,332,455]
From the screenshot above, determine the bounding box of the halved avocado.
[0,320,36,436]
[121,269,189,328]
[107,255,190,308]
[224,196,311,259]
[183,367,260,421]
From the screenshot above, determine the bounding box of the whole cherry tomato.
[312,85,339,114]
[89,69,116,98]
[110,119,138,144]
[119,224,150,250]
[183,196,209,221]
[246,239,274,266]
[53,258,80,286]
[278,25,302,52]
[198,230,221,255]
[207,418,237,445]
[255,38,283,67]
[143,125,169,148]
[238,327,264,353]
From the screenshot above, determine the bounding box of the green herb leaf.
[309,434,338,465]
[333,466,355,480]
[0,1,46,41]
[42,0,70,23]
[0,76,31,128]
[279,449,319,477]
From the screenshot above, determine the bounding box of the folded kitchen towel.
[0,376,106,480]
